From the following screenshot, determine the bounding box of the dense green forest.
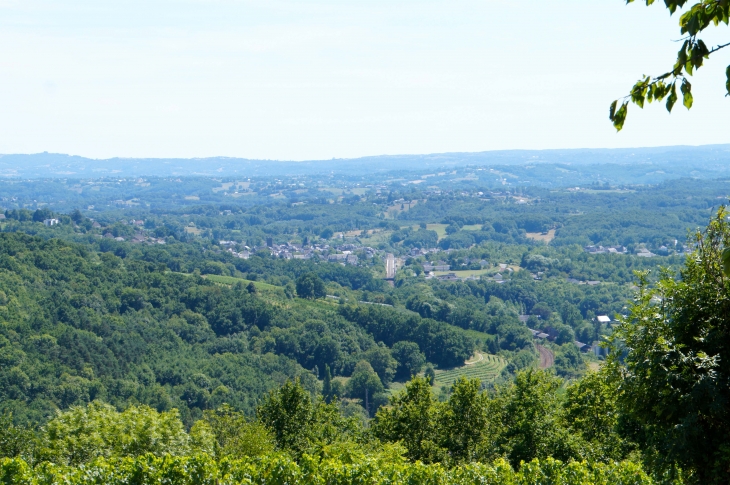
[0,169,729,483]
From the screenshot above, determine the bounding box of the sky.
[1,0,730,160]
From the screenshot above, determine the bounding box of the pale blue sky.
[1,0,729,160]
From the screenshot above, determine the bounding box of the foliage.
[563,371,634,463]
[611,0,730,130]
[257,379,361,459]
[192,404,274,460]
[488,370,579,468]
[295,273,326,300]
[345,361,385,414]
[372,377,444,463]
[391,341,426,379]
[0,454,655,485]
[607,207,730,483]
[41,402,191,465]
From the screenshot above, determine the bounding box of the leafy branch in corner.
[610,0,730,131]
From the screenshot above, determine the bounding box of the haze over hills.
[3,144,730,181]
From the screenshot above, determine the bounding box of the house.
[346,254,359,265]
[636,248,655,257]
[437,273,460,281]
[596,315,611,324]
[518,315,530,323]
[43,218,59,226]
[574,341,589,352]
[0,214,5,220]
[328,254,347,262]
[423,260,450,272]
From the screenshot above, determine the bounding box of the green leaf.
[609,100,618,121]
[681,79,693,109]
[666,83,678,113]
[612,102,628,131]
[726,65,730,95]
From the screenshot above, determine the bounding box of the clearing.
[385,200,419,218]
[426,223,448,240]
[525,229,556,243]
[461,224,483,231]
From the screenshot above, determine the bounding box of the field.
[358,229,392,246]
[385,200,419,218]
[432,352,507,390]
[203,274,341,312]
[525,229,556,242]
[426,223,448,239]
[319,187,368,196]
[204,274,279,290]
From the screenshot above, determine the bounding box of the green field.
[461,224,483,231]
[432,353,507,390]
[204,274,278,290]
[426,223,448,240]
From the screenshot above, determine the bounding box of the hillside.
[0,233,478,425]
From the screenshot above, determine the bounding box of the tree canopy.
[608,207,730,483]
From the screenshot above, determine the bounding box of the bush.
[0,454,655,484]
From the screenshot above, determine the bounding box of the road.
[386,253,396,279]
[536,344,554,369]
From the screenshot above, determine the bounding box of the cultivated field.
[433,352,507,390]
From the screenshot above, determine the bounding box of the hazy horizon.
[4,142,730,164]
[3,1,730,160]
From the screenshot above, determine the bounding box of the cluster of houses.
[101,232,167,245]
[218,239,378,266]
[526,314,611,357]
[584,245,627,255]
[586,243,688,258]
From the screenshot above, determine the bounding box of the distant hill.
[3,144,730,179]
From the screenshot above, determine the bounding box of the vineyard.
[433,352,507,390]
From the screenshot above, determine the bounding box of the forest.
[0,167,729,483]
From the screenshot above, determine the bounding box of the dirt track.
[464,352,484,365]
[536,344,554,369]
